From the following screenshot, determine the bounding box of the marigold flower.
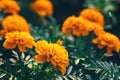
[92,23,105,36]
[34,40,69,73]
[92,32,120,54]
[80,8,104,26]
[0,0,20,14]
[0,15,30,36]
[30,0,53,17]
[57,39,63,46]
[62,16,94,37]
[3,31,35,52]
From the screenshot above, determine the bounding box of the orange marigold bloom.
[92,23,105,36]
[0,0,20,14]
[34,40,69,73]
[92,32,120,54]
[80,8,104,26]
[3,31,35,52]
[57,39,63,46]
[0,15,30,36]
[62,16,94,36]
[30,0,53,17]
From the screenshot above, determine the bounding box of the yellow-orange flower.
[92,23,105,36]
[30,0,53,17]
[57,39,63,46]
[62,16,94,36]
[92,32,120,54]
[3,31,35,52]
[0,15,30,36]
[80,8,104,26]
[34,40,69,73]
[0,0,20,14]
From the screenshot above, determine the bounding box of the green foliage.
[86,60,120,80]
[0,49,55,80]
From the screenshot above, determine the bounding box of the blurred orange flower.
[3,31,35,52]
[116,0,120,3]
[30,0,53,17]
[80,8,104,26]
[34,40,69,73]
[92,32,120,55]
[57,39,63,46]
[0,0,20,14]
[92,23,105,36]
[62,16,94,36]
[0,15,30,36]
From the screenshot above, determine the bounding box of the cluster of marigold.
[0,0,69,74]
[62,8,120,55]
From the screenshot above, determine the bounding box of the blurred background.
[52,0,85,24]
